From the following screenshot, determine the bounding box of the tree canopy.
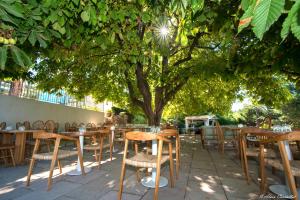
[1,0,299,125]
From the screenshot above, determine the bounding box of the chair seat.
[265,159,300,177]
[0,144,15,150]
[246,148,277,157]
[83,143,110,150]
[32,150,78,160]
[149,147,176,154]
[125,153,169,168]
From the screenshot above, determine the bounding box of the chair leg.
[154,164,161,200]
[109,135,113,161]
[9,148,16,167]
[259,145,266,193]
[48,138,61,191]
[57,159,62,174]
[98,137,104,169]
[26,158,36,186]
[94,149,98,162]
[26,139,40,187]
[169,144,175,188]
[118,161,126,200]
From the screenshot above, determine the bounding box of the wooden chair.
[0,144,16,167]
[65,122,70,132]
[239,128,276,185]
[54,122,59,133]
[16,122,23,129]
[45,120,55,132]
[32,120,45,130]
[26,132,85,191]
[259,131,300,198]
[215,121,237,154]
[24,121,31,130]
[159,129,181,179]
[83,129,113,168]
[118,131,175,200]
[0,122,6,130]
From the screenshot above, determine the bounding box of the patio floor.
[0,135,283,200]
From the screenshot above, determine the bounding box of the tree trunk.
[9,80,23,97]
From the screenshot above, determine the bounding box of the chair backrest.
[24,121,30,130]
[86,123,92,128]
[32,120,45,130]
[79,122,85,127]
[160,129,179,138]
[125,131,159,141]
[215,121,224,141]
[0,122,6,130]
[65,122,70,131]
[45,120,55,132]
[72,122,78,128]
[16,122,23,129]
[91,123,96,127]
[54,122,59,133]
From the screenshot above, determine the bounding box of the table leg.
[67,135,91,176]
[14,132,27,165]
[141,140,168,188]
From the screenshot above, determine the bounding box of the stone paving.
[0,136,283,200]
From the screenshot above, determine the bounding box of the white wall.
[0,95,104,131]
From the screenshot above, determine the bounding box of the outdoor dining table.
[60,130,102,175]
[0,129,45,165]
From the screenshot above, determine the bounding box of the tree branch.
[172,32,207,67]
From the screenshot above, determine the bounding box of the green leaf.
[241,0,253,11]
[10,46,32,68]
[238,2,255,33]
[291,10,300,41]
[281,1,300,40]
[0,46,8,70]
[251,0,285,40]
[81,11,90,22]
[111,32,115,43]
[0,1,24,18]
[28,31,37,46]
[10,46,24,67]
[191,0,204,13]
[37,35,47,48]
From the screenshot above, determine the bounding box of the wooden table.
[0,129,45,165]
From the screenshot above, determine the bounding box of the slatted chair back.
[215,121,224,141]
[24,121,31,130]
[125,131,159,141]
[86,123,92,128]
[72,122,78,128]
[0,122,6,130]
[54,122,59,133]
[65,122,70,131]
[32,120,45,130]
[16,122,23,129]
[45,120,55,132]
[91,123,96,127]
